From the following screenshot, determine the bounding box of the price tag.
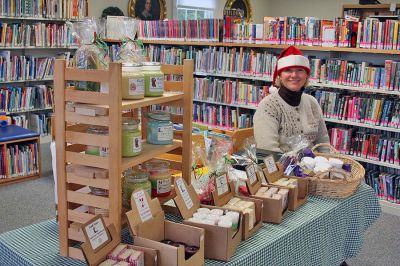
[132,190,153,222]
[263,155,278,174]
[216,174,229,196]
[246,164,258,185]
[176,178,194,210]
[84,218,109,251]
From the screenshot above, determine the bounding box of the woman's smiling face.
[279,67,308,91]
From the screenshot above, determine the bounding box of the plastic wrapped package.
[72,17,110,92]
[117,18,145,64]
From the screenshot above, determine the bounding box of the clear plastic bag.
[72,17,110,91]
[117,18,145,64]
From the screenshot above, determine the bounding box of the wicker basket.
[307,143,365,198]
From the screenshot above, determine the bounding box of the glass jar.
[122,118,142,157]
[143,160,171,197]
[86,126,109,156]
[123,169,151,208]
[146,111,173,145]
[143,62,164,97]
[121,63,145,100]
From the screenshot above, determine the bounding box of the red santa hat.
[273,45,310,86]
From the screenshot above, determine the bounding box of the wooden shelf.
[194,98,257,110]
[121,92,184,110]
[142,40,400,55]
[0,16,83,21]
[0,173,40,185]
[324,118,400,133]
[0,78,53,84]
[121,140,182,171]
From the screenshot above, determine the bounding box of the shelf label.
[84,218,109,250]
[216,174,229,196]
[264,155,278,174]
[176,178,194,210]
[132,190,152,222]
[246,164,258,185]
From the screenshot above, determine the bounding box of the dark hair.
[101,6,124,18]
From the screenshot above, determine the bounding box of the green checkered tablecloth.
[0,184,381,266]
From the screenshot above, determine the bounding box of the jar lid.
[87,126,109,135]
[124,169,149,182]
[122,117,139,130]
[143,159,170,171]
[142,62,161,71]
[147,111,171,121]
[122,62,142,67]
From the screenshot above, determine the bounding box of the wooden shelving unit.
[55,59,194,260]
[342,3,400,19]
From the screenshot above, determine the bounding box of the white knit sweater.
[253,92,330,153]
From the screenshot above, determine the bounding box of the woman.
[253,45,329,153]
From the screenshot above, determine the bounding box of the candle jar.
[86,126,109,156]
[123,169,151,208]
[143,62,164,97]
[143,160,171,197]
[121,63,145,100]
[122,118,141,157]
[146,111,173,145]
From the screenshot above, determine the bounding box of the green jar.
[86,126,109,156]
[122,118,142,157]
[143,62,164,97]
[121,63,145,100]
[123,169,151,208]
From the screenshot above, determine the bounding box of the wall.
[88,0,395,21]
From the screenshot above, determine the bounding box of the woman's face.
[279,67,308,92]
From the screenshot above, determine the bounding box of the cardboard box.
[211,173,263,240]
[126,190,205,266]
[262,158,309,211]
[245,164,288,224]
[173,177,242,261]
[80,215,158,266]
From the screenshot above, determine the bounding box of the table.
[0,184,381,266]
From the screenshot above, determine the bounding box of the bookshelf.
[0,0,88,137]
[342,3,400,19]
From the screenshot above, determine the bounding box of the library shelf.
[379,200,400,217]
[347,155,400,170]
[194,98,257,110]
[0,78,54,84]
[5,107,53,115]
[324,118,400,133]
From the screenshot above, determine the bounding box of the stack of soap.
[273,178,298,188]
[187,207,240,230]
[105,244,144,266]
[222,197,256,230]
[254,187,289,209]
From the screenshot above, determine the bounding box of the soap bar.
[114,262,130,266]
[240,201,255,210]
[243,208,256,230]
[107,244,127,260]
[129,249,144,266]
[227,197,241,206]
[258,187,269,193]
[118,248,134,261]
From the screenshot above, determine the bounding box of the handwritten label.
[132,190,152,222]
[216,174,229,196]
[246,164,258,185]
[264,155,278,174]
[84,218,109,250]
[176,178,194,210]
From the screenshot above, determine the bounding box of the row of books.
[0,22,75,47]
[225,16,400,50]
[144,45,193,66]
[138,19,220,42]
[0,141,39,179]
[365,168,400,203]
[0,0,87,19]
[329,127,400,164]
[11,112,52,135]
[194,77,270,108]
[193,102,253,129]
[309,89,400,128]
[0,52,54,81]
[0,85,53,112]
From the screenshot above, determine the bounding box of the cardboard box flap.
[129,245,158,266]
[126,189,165,241]
[212,178,236,207]
[173,176,200,219]
[81,215,119,266]
[263,160,284,184]
[245,164,262,195]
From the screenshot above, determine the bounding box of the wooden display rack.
[54,59,194,260]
